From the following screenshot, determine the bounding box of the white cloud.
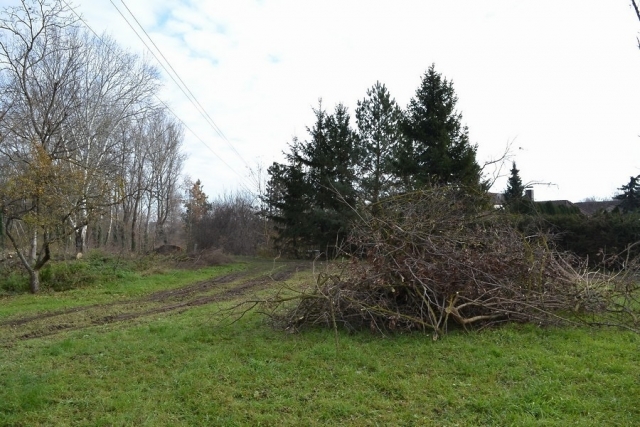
[4,0,639,201]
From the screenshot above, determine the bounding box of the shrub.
[40,262,96,291]
[190,191,266,256]
[0,270,29,294]
[519,212,640,267]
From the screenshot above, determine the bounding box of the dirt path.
[0,261,311,345]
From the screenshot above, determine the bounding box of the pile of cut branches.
[257,187,639,336]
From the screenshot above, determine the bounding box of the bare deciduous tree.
[632,0,640,47]
[65,33,161,254]
[0,0,185,291]
[192,191,264,255]
[0,0,84,291]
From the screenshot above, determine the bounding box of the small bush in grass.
[0,270,29,294]
[1,249,143,294]
[40,262,96,291]
[85,248,118,266]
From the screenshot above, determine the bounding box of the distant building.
[488,192,504,208]
[525,188,534,201]
[491,188,620,215]
[573,200,621,216]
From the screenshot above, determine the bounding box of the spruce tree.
[503,161,525,211]
[615,175,640,213]
[395,64,481,190]
[264,158,312,256]
[294,102,360,254]
[265,102,360,256]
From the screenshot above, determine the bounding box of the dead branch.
[248,186,640,335]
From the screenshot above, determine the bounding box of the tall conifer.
[615,175,640,212]
[356,81,402,203]
[395,64,481,190]
[503,162,525,210]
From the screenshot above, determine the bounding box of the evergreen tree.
[356,81,403,204]
[503,162,525,212]
[265,102,360,256]
[614,175,640,212]
[264,158,312,256]
[395,64,481,190]
[295,102,360,254]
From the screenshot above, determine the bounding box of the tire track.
[0,270,251,328]
[1,261,309,344]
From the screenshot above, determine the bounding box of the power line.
[109,0,257,191]
[117,2,233,145]
[60,0,256,194]
[115,0,255,181]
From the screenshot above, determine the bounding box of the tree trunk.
[75,226,86,255]
[120,202,129,250]
[28,268,40,293]
[5,227,42,293]
[157,224,166,246]
[0,212,4,252]
[144,199,151,251]
[130,198,139,253]
[29,228,37,263]
[105,207,113,247]
[95,217,102,249]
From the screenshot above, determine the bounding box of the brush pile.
[266,187,639,336]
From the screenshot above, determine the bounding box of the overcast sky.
[6,0,640,202]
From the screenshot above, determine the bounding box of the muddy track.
[0,261,310,345]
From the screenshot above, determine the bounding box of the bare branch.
[241,186,640,335]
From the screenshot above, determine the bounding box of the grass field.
[1,257,639,426]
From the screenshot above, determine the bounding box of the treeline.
[264,65,484,257]
[503,164,640,266]
[182,181,267,256]
[0,0,184,291]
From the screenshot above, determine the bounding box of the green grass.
[0,261,639,426]
[0,249,139,294]
[0,255,249,322]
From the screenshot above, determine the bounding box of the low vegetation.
[1,259,639,426]
[0,248,232,296]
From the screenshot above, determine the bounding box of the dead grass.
[172,248,234,269]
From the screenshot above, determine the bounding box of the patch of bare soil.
[0,261,310,345]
